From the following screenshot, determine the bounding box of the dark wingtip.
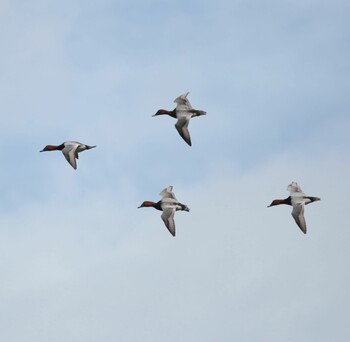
[298,226,307,234]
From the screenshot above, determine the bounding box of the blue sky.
[0,0,350,341]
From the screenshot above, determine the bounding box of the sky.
[0,0,349,341]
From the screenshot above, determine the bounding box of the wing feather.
[287,182,304,195]
[175,117,191,146]
[62,145,80,170]
[174,92,191,108]
[160,186,178,201]
[161,208,176,236]
[291,204,307,234]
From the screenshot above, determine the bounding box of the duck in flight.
[153,92,206,146]
[40,141,96,170]
[268,182,320,234]
[138,186,190,236]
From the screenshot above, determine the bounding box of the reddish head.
[138,201,156,208]
[267,197,292,207]
[40,144,64,152]
[138,201,162,211]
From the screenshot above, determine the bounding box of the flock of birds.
[40,92,320,236]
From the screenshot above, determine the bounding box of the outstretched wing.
[287,182,304,195]
[161,208,176,236]
[175,117,191,146]
[160,186,178,201]
[62,144,80,170]
[291,204,307,234]
[174,92,191,108]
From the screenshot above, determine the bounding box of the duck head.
[153,109,176,118]
[267,197,292,207]
[138,201,156,208]
[40,144,64,152]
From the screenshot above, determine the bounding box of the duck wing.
[160,186,178,201]
[161,208,176,236]
[174,92,191,108]
[175,116,192,146]
[291,203,307,234]
[62,144,80,170]
[287,182,305,195]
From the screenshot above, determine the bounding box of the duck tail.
[180,204,190,212]
[309,196,321,202]
[190,109,207,117]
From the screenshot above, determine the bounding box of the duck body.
[268,182,320,234]
[138,186,190,236]
[153,92,206,146]
[40,141,96,170]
